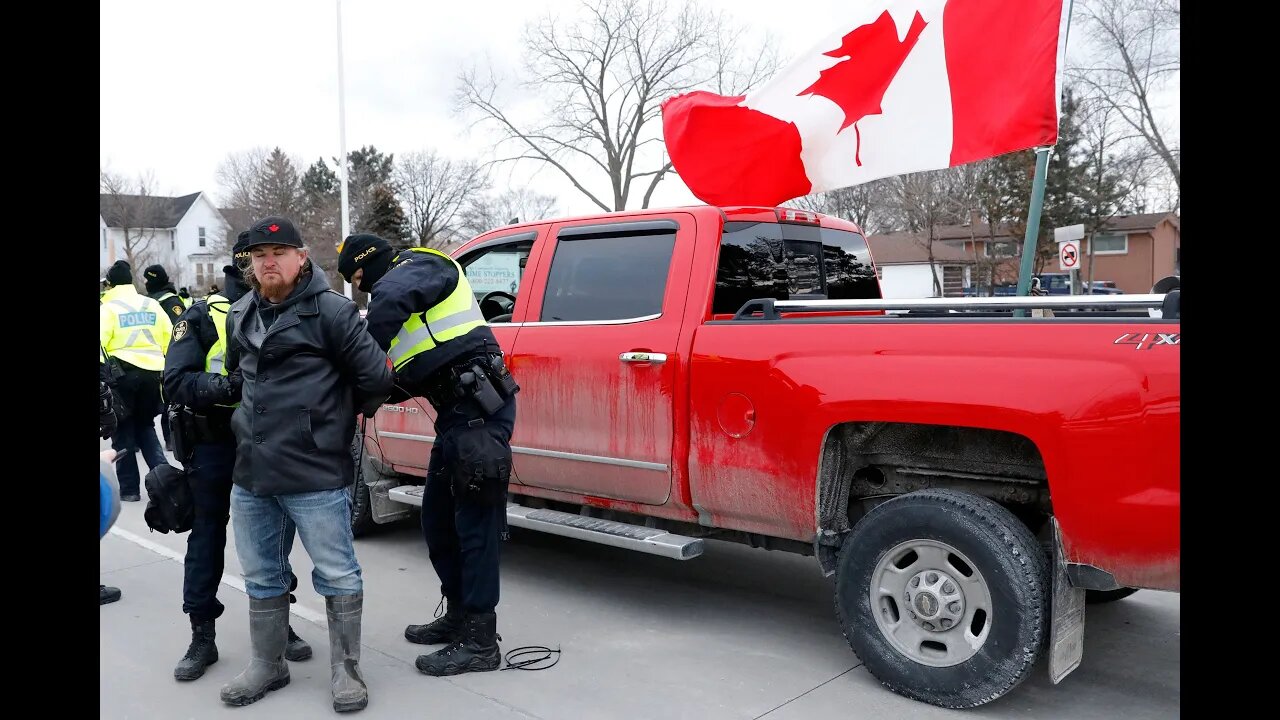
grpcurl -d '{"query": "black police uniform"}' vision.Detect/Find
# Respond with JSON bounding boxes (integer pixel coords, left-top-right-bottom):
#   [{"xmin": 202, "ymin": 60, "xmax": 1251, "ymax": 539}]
[
  {"xmin": 357, "ymin": 243, "xmax": 516, "ymax": 676},
  {"xmin": 160, "ymin": 266, "xmax": 311, "ymax": 681}
]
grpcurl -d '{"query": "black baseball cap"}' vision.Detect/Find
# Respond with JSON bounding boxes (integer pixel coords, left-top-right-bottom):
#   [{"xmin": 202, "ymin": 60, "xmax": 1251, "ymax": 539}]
[{"xmin": 242, "ymin": 216, "xmax": 304, "ymax": 250}]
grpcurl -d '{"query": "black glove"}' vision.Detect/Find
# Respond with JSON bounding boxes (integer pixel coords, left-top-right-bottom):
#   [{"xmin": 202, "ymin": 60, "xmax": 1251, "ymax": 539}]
[
  {"xmin": 202, "ymin": 371, "xmax": 242, "ymax": 406},
  {"xmin": 99, "ymin": 382, "xmax": 117, "ymax": 440},
  {"xmin": 359, "ymin": 395, "xmax": 387, "ymax": 419},
  {"xmin": 227, "ymin": 369, "xmax": 244, "ymax": 402}
]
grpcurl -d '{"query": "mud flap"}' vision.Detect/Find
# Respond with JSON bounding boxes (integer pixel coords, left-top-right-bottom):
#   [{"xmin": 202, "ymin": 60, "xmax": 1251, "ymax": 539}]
[
  {"xmin": 1048, "ymin": 517, "xmax": 1086, "ymax": 684},
  {"xmin": 368, "ymin": 478, "xmax": 413, "ymax": 524}
]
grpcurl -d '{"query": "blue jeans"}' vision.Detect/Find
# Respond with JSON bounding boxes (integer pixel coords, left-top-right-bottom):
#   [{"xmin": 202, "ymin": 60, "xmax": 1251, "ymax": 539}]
[
  {"xmin": 111, "ymin": 411, "xmax": 167, "ymax": 497},
  {"xmin": 231, "ymin": 485, "xmax": 362, "ymax": 599}
]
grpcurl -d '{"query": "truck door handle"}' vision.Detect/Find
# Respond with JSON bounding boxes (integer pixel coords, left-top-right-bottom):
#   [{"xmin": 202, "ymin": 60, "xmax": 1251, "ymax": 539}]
[{"xmin": 620, "ymin": 352, "xmax": 667, "ymax": 364}]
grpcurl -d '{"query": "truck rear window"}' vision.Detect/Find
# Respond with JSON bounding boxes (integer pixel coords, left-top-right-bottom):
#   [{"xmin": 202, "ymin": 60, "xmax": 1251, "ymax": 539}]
[{"xmin": 713, "ymin": 221, "xmax": 880, "ymax": 315}]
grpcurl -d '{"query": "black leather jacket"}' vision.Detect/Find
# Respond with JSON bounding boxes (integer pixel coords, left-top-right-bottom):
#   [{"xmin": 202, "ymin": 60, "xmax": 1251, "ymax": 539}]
[{"xmin": 226, "ymin": 265, "xmax": 392, "ymax": 496}]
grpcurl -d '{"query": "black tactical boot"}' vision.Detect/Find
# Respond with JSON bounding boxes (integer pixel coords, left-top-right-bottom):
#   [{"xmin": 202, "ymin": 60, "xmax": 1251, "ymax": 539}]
[
  {"xmin": 286, "ymin": 625, "xmax": 313, "ymax": 661},
  {"xmin": 415, "ymin": 612, "xmax": 501, "ymax": 676},
  {"xmin": 327, "ymin": 593, "xmax": 368, "ymax": 712},
  {"xmin": 404, "ymin": 599, "xmax": 463, "ymax": 645},
  {"xmin": 219, "ymin": 594, "xmax": 291, "ymax": 706},
  {"xmin": 174, "ymin": 618, "xmax": 219, "ymax": 681},
  {"xmin": 100, "ymin": 585, "xmax": 122, "ymax": 605}
]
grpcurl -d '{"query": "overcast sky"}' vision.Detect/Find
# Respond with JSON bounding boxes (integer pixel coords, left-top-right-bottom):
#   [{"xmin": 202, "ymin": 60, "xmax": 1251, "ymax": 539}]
[{"xmin": 100, "ymin": 0, "xmax": 1178, "ymax": 217}]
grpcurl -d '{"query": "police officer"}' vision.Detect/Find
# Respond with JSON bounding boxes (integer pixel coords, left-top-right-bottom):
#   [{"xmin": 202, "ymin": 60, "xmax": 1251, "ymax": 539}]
[
  {"xmin": 145, "ymin": 264, "xmax": 186, "ymax": 451},
  {"xmin": 100, "ymin": 259, "xmax": 172, "ymax": 502},
  {"xmin": 179, "ymin": 287, "xmax": 193, "ymax": 308},
  {"xmin": 162, "ymin": 233, "xmax": 313, "ymax": 682},
  {"xmin": 338, "ymin": 233, "xmax": 518, "ymax": 677},
  {"xmin": 145, "ymin": 265, "xmax": 188, "ymax": 325}
]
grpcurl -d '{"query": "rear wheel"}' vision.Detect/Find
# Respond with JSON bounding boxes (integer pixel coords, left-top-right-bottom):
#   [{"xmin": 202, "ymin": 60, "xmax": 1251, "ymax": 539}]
[
  {"xmin": 835, "ymin": 489, "xmax": 1049, "ymax": 708},
  {"xmin": 348, "ymin": 433, "xmax": 377, "ymax": 537}
]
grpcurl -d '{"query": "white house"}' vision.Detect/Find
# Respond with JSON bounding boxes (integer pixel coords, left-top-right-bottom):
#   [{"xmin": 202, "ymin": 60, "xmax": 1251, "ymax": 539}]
[
  {"xmin": 100, "ymin": 192, "xmax": 230, "ymax": 293},
  {"xmin": 865, "ymin": 231, "xmax": 975, "ymax": 299}
]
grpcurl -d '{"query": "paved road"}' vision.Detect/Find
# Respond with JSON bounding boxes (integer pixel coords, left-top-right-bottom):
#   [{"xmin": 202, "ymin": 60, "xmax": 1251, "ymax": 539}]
[{"xmin": 100, "ymin": 447, "xmax": 1179, "ymax": 719}]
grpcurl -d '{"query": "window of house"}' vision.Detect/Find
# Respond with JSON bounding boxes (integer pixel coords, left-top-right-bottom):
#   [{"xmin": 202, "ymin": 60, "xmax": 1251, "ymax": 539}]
[
  {"xmin": 540, "ymin": 227, "xmax": 676, "ymax": 322},
  {"xmin": 195, "ymin": 264, "xmax": 206, "ymax": 288},
  {"xmin": 102, "ymin": 229, "xmax": 107, "ymax": 250},
  {"xmin": 1091, "ymin": 234, "xmax": 1127, "ymax": 254},
  {"xmin": 459, "ymin": 235, "xmax": 536, "ymax": 323},
  {"xmin": 713, "ymin": 221, "xmax": 879, "ymax": 315},
  {"xmin": 982, "ymin": 241, "xmax": 1019, "ymax": 258},
  {"xmin": 198, "ymin": 227, "xmax": 207, "ymax": 248}
]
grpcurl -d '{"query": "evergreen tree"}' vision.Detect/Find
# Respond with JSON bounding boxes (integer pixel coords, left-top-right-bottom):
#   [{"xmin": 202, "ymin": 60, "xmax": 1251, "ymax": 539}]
[
  {"xmin": 360, "ymin": 183, "xmax": 410, "ymax": 250},
  {"xmin": 249, "ymin": 147, "xmax": 304, "ymax": 217}
]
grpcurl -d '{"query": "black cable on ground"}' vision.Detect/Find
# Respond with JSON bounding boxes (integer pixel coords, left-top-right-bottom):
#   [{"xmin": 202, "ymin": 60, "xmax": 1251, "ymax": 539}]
[{"xmin": 501, "ymin": 645, "xmax": 561, "ymax": 671}]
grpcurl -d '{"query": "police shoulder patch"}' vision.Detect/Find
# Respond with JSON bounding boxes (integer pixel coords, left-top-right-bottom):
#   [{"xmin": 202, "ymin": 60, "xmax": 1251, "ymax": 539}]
[
  {"xmin": 172, "ymin": 320, "xmax": 189, "ymax": 341},
  {"xmin": 172, "ymin": 305, "xmax": 184, "ymax": 316}
]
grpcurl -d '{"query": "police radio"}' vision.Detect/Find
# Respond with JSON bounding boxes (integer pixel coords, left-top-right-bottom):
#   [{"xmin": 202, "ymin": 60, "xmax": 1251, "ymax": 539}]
[
  {"xmin": 488, "ymin": 354, "xmax": 520, "ymax": 398},
  {"xmin": 459, "ymin": 365, "xmax": 505, "ymax": 416}
]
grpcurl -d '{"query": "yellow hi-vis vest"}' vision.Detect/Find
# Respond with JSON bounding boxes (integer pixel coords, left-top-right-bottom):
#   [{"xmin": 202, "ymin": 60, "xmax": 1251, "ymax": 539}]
[
  {"xmin": 204, "ymin": 294, "xmax": 239, "ymax": 408},
  {"xmin": 386, "ymin": 248, "xmax": 487, "ymax": 370},
  {"xmin": 100, "ymin": 285, "xmax": 172, "ymax": 371}
]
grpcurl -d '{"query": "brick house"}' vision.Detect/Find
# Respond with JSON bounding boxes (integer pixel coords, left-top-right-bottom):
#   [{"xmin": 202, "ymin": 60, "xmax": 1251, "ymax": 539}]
[{"xmin": 918, "ymin": 212, "xmax": 1180, "ymax": 295}]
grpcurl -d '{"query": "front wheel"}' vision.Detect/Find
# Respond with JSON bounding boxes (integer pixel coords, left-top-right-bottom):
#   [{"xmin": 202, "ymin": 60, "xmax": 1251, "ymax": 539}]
[{"xmin": 835, "ymin": 489, "xmax": 1049, "ymax": 709}]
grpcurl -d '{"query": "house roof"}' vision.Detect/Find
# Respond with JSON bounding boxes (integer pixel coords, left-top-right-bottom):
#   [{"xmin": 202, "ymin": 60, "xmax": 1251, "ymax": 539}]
[
  {"xmin": 219, "ymin": 207, "xmax": 255, "ymax": 235},
  {"xmin": 866, "ymin": 232, "xmax": 977, "ymax": 265},
  {"xmin": 1100, "ymin": 212, "xmax": 1179, "ymax": 233},
  {"xmin": 933, "ymin": 221, "xmax": 1020, "ymax": 242},
  {"xmin": 886, "ymin": 211, "xmax": 1179, "ymax": 247},
  {"xmin": 100, "ymin": 192, "xmax": 202, "ymax": 229}
]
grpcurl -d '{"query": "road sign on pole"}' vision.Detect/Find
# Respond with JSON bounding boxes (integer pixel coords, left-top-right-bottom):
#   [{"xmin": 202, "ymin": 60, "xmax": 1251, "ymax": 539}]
[
  {"xmin": 1059, "ymin": 241, "xmax": 1080, "ymax": 271},
  {"xmin": 1054, "ymin": 224, "xmax": 1084, "ymax": 244}
]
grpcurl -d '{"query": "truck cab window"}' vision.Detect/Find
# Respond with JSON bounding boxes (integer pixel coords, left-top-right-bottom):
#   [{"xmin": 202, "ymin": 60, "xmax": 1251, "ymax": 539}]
[
  {"xmin": 541, "ymin": 230, "xmax": 676, "ymax": 322},
  {"xmin": 460, "ymin": 238, "xmax": 534, "ymax": 323},
  {"xmin": 714, "ymin": 221, "xmax": 879, "ymax": 315}
]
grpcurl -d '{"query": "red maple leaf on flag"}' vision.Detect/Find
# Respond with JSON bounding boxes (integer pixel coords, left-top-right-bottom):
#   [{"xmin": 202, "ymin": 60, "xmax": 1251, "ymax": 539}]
[{"xmin": 798, "ymin": 10, "xmax": 928, "ymax": 165}]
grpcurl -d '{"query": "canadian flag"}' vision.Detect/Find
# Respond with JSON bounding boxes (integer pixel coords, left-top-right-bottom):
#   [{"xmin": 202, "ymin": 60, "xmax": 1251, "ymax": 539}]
[{"xmin": 662, "ymin": 0, "xmax": 1069, "ymax": 207}]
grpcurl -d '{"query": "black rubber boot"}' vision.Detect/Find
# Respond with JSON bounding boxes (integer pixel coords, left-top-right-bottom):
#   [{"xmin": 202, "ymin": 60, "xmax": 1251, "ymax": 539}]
[
  {"xmin": 327, "ymin": 593, "xmax": 369, "ymax": 712},
  {"xmin": 404, "ymin": 599, "xmax": 463, "ymax": 645},
  {"xmin": 286, "ymin": 625, "xmax": 313, "ymax": 662},
  {"xmin": 415, "ymin": 612, "xmax": 501, "ymax": 676},
  {"xmin": 219, "ymin": 594, "xmax": 291, "ymax": 706},
  {"xmin": 100, "ymin": 585, "xmax": 122, "ymax": 605},
  {"xmin": 174, "ymin": 618, "xmax": 219, "ymax": 681}
]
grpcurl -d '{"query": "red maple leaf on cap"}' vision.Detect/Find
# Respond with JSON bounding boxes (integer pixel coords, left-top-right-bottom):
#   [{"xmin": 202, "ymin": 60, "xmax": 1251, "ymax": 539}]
[
  {"xmin": 268, "ymin": 224, "xmax": 279, "ymax": 233},
  {"xmin": 797, "ymin": 10, "xmax": 928, "ymax": 165}
]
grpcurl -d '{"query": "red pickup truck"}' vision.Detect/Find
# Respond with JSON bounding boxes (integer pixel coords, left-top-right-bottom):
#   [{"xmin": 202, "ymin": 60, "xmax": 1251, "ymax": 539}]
[{"xmin": 352, "ymin": 205, "xmax": 1181, "ymax": 709}]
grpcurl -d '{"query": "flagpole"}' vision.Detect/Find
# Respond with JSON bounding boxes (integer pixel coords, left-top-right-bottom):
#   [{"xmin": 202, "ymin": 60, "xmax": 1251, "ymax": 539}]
[
  {"xmin": 1014, "ymin": 0, "xmax": 1073, "ymax": 312},
  {"xmin": 1015, "ymin": 146, "xmax": 1051, "ymax": 304},
  {"xmin": 336, "ymin": 0, "xmax": 353, "ymax": 300}
]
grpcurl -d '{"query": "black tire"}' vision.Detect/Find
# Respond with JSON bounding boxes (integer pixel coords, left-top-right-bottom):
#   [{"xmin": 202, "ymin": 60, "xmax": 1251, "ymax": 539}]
[
  {"xmin": 835, "ymin": 489, "xmax": 1049, "ymax": 709},
  {"xmin": 1086, "ymin": 587, "xmax": 1139, "ymax": 604},
  {"xmin": 349, "ymin": 433, "xmax": 377, "ymax": 538}
]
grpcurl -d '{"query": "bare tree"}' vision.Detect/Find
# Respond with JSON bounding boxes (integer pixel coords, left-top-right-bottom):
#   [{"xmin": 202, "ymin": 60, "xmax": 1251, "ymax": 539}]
[
  {"xmin": 394, "ymin": 151, "xmax": 490, "ymax": 249},
  {"xmin": 456, "ymin": 0, "xmax": 780, "ymax": 212},
  {"xmin": 786, "ymin": 180, "xmax": 895, "ymax": 235},
  {"xmin": 100, "ymin": 170, "xmax": 165, "ymax": 287},
  {"xmin": 216, "ymin": 147, "xmax": 271, "ymax": 213},
  {"xmin": 889, "ymin": 169, "xmax": 968, "ymax": 297},
  {"xmin": 1075, "ymin": 95, "xmax": 1156, "ymax": 290},
  {"xmin": 1071, "ymin": 0, "xmax": 1179, "ymax": 197},
  {"xmin": 461, "ymin": 187, "xmax": 560, "ymax": 239}
]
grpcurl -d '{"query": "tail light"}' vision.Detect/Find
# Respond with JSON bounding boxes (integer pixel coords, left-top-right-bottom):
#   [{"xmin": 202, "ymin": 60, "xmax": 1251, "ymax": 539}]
[{"xmin": 776, "ymin": 208, "xmax": 819, "ymax": 224}]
